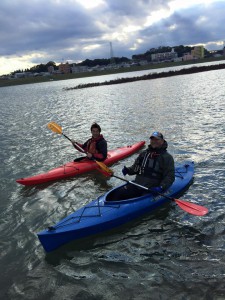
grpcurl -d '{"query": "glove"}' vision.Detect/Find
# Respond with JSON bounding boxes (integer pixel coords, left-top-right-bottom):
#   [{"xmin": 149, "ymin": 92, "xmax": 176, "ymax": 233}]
[
  {"xmin": 122, "ymin": 166, "xmax": 129, "ymax": 176},
  {"xmin": 151, "ymin": 186, "xmax": 163, "ymax": 195}
]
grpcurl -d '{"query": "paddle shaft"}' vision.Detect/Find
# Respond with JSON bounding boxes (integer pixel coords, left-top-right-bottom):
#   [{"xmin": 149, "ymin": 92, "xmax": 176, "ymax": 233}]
[
  {"xmin": 47, "ymin": 122, "xmax": 208, "ymax": 216},
  {"xmin": 61, "ymin": 133, "xmax": 86, "ymax": 154},
  {"xmin": 48, "ymin": 122, "xmax": 107, "ymax": 170},
  {"xmin": 48, "ymin": 122, "xmax": 89, "ymax": 154},
  {"xmin": 61, "ymin": 131, "xmax": 108, "ymax": 171},
  {"xmin": 62, "ymin": 133, "xmax": 72, "ymax": 143},
  {"xmin": 112, "ymin": 174, "xmax": 208, "ymax": 216},
  {"xmin": 66, "ymin": 141, "xmax": 208, "ymax": 216},
  {"xmin": 112, "ymin": 173, "xmax": 177, "ymax": 201},
  {"xmin": 113, "ymin": 174, "xmax": 149, "ymax": 190}
]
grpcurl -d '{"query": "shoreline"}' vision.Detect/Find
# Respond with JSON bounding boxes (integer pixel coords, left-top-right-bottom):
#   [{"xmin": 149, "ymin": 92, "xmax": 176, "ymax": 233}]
[
  {"xmin": 65, "ymin": 63, "xmax": 225, "ymax": 90},
  {"xmin": 0, "ymin": 57, "xmax": 225, "ymax": 88}
]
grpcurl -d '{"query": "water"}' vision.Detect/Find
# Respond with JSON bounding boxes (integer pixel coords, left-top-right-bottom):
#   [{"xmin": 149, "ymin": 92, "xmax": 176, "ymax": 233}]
[{"xmin": 1, "ymin": 65, "xmax": 225, "ymax": 299}]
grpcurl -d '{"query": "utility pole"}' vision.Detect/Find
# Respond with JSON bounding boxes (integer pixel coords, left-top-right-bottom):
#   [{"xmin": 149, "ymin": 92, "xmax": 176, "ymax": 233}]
[{"xmin": 109, "ymin": 42, "xmax": 115, "ymax": 64}]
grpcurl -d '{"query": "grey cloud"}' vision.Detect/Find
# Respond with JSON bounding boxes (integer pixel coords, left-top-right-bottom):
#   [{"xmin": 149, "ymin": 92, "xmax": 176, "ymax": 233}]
[
  {"xmin": 105, "ymin": 0, "xmax": 170, "ymax": 16},
  {"xmin": 0, "ymin": 0, "xmax": 225, "ymax": 67},
  {"xmin": 135, "ymin": 2, "xmax": 225, "ymax": 52},
  {"xmin": 0, "ymin": 0, "xmax": 101, "ymax": 55}
]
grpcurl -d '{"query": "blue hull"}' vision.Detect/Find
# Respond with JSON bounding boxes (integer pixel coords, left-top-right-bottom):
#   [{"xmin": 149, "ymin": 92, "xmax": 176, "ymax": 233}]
[{"xmin": 37, "ymin": 161, "xmax": 194, "ymax": 252}]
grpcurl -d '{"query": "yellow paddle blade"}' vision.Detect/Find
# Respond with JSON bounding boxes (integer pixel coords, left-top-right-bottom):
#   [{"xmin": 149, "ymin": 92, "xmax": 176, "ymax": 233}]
[
  {"xmin": 95, "ymin": 161, "xmax": 114, "ymax": 175},
  {"xmin": 47, "ymin": 122, "xmax": 62, "ymax": 134}
]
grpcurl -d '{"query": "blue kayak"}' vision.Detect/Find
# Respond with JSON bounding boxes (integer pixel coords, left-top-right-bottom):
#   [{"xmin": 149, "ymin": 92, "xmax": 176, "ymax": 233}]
[{"xmin": 37, "ymin": 161, "xmax": 194, "ymax": 252}]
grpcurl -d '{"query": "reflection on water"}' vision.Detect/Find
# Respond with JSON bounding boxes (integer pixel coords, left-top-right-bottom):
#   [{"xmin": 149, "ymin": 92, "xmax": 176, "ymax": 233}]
[{"xmin": 1, "ymin": 67, "xmax": 225, "ymax": 299}]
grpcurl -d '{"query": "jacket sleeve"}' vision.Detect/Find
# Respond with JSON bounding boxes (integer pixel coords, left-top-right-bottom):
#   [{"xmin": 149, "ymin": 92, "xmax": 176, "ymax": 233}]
[
  {"xmin": 93, "ymin": 139, "xmax": 108, "ymax": 161},
  {"xmin": 160, "ymin": 154, "xmax": 175, "ymax": 190}
]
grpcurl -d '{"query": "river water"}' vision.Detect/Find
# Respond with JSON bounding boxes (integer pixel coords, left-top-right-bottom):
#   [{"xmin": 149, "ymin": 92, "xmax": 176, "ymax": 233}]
[{"xmin": 1, "ymin": 62, "xmax": 225, "ymax": 300}]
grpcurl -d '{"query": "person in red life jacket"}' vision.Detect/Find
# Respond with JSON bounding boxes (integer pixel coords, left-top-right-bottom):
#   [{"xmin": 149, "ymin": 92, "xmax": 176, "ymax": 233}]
[
  {"xmin": 120, "ymin": 131, "xmax": 175, "ymax": 198},
  {"xmin": 71, "ymin": 122, "xmax": 107, "ymax": 162}
]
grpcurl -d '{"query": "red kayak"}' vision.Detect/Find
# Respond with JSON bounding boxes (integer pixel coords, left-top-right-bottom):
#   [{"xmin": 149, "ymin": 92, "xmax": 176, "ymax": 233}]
[{"xmin": 16, "ymin": 141, "xmax": 145, "ymax": 186}]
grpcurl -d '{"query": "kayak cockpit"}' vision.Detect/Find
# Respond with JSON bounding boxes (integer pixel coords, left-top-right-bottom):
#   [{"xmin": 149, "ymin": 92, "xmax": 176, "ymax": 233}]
[{"xmin": 105, "ymin": 183, "xmax": 151, "ymax": 203}]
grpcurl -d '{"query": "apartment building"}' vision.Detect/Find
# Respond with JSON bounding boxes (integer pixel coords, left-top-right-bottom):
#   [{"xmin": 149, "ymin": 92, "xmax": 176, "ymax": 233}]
[
  {"xmin": 58, "ymin": 62, "xmax": 71, "ymax": 74},
  {"xmin": 191, "ymin": 46, "xmax": 204, "ymax": 59},
  {"xmin": 151, "ymin": 48, "xmax": 178, "ymax": 62}
]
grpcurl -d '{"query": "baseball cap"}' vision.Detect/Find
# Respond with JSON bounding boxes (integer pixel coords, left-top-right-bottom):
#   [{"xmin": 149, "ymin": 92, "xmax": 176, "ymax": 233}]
[{"xmin": 150, "ymin": 131, "xmax": 164, "ymax": 140}]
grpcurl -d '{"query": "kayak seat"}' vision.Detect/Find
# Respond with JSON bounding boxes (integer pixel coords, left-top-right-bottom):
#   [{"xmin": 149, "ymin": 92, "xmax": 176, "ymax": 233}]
[
  {"xmin": 74, "ymin": 156, "xmax": 86, "ymax": 162},
  {"xmin": 106, "ymin": 184, "xmax": 144, "ymax": 201}
]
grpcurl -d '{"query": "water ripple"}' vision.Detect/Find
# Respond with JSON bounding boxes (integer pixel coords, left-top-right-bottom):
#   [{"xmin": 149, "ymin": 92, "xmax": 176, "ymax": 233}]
[{"xmin": 1, "ymin": 68, "xmax": 225, "ymax": 299}]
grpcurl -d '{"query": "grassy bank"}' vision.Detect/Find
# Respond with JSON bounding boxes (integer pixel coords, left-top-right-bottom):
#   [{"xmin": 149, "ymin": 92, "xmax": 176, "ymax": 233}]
[{"xmin": 0, "ymin": 57, "xmax": 224, "ymax": 88}]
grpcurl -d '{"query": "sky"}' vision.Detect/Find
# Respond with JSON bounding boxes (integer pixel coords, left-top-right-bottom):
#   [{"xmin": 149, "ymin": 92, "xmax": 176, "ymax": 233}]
[{"xmin": 0, "ymin": 0, "xmax": 225, "ymax": 75}]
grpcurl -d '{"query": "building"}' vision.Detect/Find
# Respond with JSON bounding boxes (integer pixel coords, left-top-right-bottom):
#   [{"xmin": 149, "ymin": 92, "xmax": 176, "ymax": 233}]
[
  {"xmin": 191, "ymin": 46, "xmax": 204, "ymax": 59},
  {"xmin": 48, "ymin": 66, "xmax": 55, "ymax": 74},
  {"xmin": 71, "ymin": 64, "xmax": 89, "ymax": 73},
  {"xmin": 14, "ymin": 72, "xmax": 34, "ymax": 78},
  {"xmin": 182, "ymin": 53, "xmax": 194, "ymax": 61},
  {"xmin": 58, "ymin": 62, "xmax": 71, "ymax": 74},
  {"xmin": 151, "ymin": 48, "xmax": 178, "ymax": 62}
]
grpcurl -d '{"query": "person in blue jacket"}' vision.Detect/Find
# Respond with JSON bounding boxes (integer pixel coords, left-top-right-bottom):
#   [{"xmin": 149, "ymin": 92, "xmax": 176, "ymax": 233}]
[{"xmin": 122, "ymin": 131, "xmax": 175, "ymax": 197}]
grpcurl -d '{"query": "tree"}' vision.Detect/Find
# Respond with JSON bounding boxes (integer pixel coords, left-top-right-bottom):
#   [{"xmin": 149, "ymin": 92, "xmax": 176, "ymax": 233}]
[{"xmin": 46, "ymin": 61, "xmax": 57, "ymax": 67}]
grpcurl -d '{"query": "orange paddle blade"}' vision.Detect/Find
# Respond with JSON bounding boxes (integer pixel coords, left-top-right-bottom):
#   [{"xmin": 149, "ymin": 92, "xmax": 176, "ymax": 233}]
[
  {"xmin": 95, "ymin": 161, "xmax": 114, "ymax": 176},
  {"xmin": 47, "ymin": 122, "xmax": 62, "ymax": 134}
]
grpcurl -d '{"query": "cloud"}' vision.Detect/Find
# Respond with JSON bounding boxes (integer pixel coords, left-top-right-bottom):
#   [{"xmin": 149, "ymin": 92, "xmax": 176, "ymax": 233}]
[
  {"xmin": 0, "ymin": 0, "xmax": 225, "ymax": 75},
  {"xmin": 133, "ymin": 1, "xmax": 225, "ymax": 53}
]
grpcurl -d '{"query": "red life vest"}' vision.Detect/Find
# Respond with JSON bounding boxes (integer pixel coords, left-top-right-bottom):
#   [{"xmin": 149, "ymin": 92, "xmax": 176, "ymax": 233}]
[{"xmin": 86, "ymin": 135, "xmax": 104, "ymax": 154}]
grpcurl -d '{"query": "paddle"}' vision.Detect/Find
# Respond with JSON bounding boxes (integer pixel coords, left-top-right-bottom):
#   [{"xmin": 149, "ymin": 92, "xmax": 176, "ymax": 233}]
[
  {"xmin": 47, "ymin": 121, "xmax": 77, "ymax": 145},
  {"xmin": 47, "ymin": 121, "xmax": 108, "ymax": 172},
  {"xmin": 95, "ymin": 163, "xmax": 208, "ymax": 216}
]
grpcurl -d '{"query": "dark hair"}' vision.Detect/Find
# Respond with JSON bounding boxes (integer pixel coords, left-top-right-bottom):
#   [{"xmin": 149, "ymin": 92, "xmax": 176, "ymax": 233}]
[{"xmin": 91, "ymin": 122, "xmax": 101, "ymax": 132}]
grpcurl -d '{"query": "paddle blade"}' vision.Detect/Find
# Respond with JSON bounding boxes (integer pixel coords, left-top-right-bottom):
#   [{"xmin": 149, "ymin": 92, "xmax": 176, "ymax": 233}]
[
  {"xmin": 95, "ymin": 161, "xmax": 114, "ymax": 176},
  {"xmin": 47, "ymin": 122, "xmax": 62, "ymax": 134},
  {"xmin": 95, "ymin": 166, "xmax": 112, "ymax": 177},
  {"xmin": 174, "ymin": 199, "xmax": 208, "ymax": 216}
]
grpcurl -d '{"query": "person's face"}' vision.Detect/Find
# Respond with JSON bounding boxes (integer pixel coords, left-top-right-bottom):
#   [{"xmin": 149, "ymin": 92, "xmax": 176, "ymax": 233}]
[
  {"xmin": 91, "ymin": 128, "xmax": 100, "ymax": 138},
  {"xmin": 150, "ymin": 137, "xmax": 164, "ymax": 149}
]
